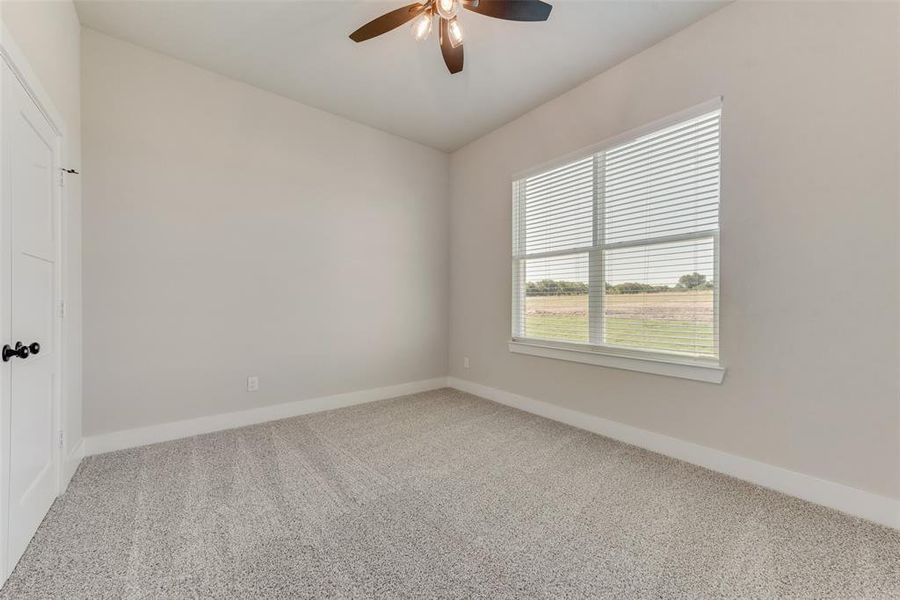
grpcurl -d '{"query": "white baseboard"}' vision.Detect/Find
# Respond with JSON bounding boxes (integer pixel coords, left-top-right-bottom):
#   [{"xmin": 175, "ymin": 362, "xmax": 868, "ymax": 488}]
[
  {"xmin": 61, "ymin": 439, "xmax": 84, "ymax": 492},
  {"xmin": 84, "ymin": 377, "xmax": 448, "ymax": 456},
  {"xmin": 447, "ymin": 376, "xmax": 900, "ymax": 530},
  {"xmin": 80, "ymin": 374, "xmax": 899, "ymax": 529}
]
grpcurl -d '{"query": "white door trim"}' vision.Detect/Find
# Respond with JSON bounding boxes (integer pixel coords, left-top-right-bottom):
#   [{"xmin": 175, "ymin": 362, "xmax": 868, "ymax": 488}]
[
  {"xmin": 0, "ymin": 26, "xmax": 67, "ymax": 143},
  {"xmin": 0, "ymin": 24, "xmax": 69, "ymax": 586}
]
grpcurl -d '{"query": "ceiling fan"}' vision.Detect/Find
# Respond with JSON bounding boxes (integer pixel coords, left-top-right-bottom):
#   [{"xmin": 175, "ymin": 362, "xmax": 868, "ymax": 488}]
[{"xmin": 349, "ymin": 0, "xmax": 553, "ymax": 75}]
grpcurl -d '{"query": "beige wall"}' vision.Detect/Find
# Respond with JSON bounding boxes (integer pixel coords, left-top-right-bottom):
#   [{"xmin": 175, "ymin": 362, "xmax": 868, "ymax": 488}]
[
  {"xmin": 448, "ymin": 1, "xmax": 900, "ymax": 500},
  {"xmin": 81, "ymin": 29, "xmax": 450, "ymax": 436},
  {"xmin": 1, "ymin": 0, "xmax": 83, "ymax": 458}
]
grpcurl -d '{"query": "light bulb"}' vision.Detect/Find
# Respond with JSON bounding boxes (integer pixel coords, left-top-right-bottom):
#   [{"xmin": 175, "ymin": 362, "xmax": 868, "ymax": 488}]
[
  {"xmin": 447, "ymin": 17, "xmax": 463, "ymax": 48},
  {"xmin": 436, "ymin": 0, "xmax": 457, "ymax": 20},
  {"xmin": 411, "ymin": 13, "xmax": 432, "ymax": 41}
]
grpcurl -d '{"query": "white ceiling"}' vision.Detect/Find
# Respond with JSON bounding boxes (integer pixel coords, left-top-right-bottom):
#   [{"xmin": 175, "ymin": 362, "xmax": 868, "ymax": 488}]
[{"xmin": 75, "ymin": 1, "xmax": 728, "ymax": 151}]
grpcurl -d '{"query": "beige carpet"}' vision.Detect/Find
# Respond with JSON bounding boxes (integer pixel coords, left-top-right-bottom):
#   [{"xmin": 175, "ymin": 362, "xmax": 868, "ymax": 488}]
[{"xmin": 2, "ymin": 388, "xmax": 898, "ymax": 598}]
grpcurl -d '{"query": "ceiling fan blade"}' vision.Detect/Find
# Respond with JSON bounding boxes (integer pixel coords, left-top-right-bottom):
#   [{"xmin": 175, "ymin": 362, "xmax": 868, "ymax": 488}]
[
  {"xmin": 463, "ymin": 0, "xmax": 552, "ymax": 22},
  {"xmin": 440, "ymin": 18, "xmax": 464, "ymax": 74},
  {"xmin": 349, "ymin": 3, "xmax": 428, "ymax": 42}
]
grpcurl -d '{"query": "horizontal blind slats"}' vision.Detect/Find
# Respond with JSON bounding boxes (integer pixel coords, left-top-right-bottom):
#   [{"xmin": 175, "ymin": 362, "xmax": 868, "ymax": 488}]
[
  {"xmin": 523, "ymin": 156, "xmax": 594, "ymax": 255},
  {"xmin": 525, "ymin": 192, "xmax": 594, "ymax": 220},
  {"xmin": 525, "ymin": 156, "xmax": 593, "ymax": 187},
  {"xmin": 606, "ymin": 113, "xmax": 720, "ymax": 161},
  {"xmin": 605, "ymin": 125, "xmax": 720, "ymax": 173},
  {"xmin": 514, "ymin": 107, "xmax": 720, "ymax": 359},
  {"xmin": 604, "ymin": 151, "xmax": 720, "ymax": 194},
  {"xmin": 606, "ymin": 212, "xmax": 719, "ymax": 241},
  {"xmin": 526, "ymin": 171, "xmax": 594, "ymax": 199},
  {"xmin": 604, "ymin": 160, "xmax": 720, "ymax": 196},
  {"xmin": 606, "ymin": 131, "xmax": 720, "ymax": 172},
  {"xmin": 604, "ymin": 187, "xmax": 719, "ymax": 217},
  {"xmin": 603, "ymin": 172, "xmax": 720, "ymax": 207},
  {"xmin": 606, "ymin": 202, "xmax": 719, "ymax": 230}
]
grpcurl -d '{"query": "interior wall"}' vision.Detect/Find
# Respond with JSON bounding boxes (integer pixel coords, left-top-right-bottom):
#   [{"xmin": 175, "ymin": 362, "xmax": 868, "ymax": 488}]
[
  {"xmin": 1, "ymin": 0, "xmax": 83, "ymax": 461},
  {"xmin": 448, "ymin": 0, "xmax": 900, "ymax": 500},
  {"xmin": 81, "ymin": 29, "xmax": 449, "ymax": 436}
]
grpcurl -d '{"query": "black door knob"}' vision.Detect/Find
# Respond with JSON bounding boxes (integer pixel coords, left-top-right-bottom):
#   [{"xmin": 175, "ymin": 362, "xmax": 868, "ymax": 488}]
[
  {"xmin": 29, "ymin": 342, "xmax": 40, "ymax": 355},
  {"xmin": 2, "ymin": 342, "xmax": 30, "ymax": 362}
]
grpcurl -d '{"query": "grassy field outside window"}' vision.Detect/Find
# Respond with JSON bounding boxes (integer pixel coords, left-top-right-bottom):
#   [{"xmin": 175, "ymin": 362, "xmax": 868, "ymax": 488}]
[{"xmin": 524, "ymin": 289, "xmax": 715, "ymax": 357}]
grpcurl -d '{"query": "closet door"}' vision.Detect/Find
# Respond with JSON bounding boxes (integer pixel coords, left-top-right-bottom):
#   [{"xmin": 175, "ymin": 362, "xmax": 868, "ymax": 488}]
[{"xmin": 1, "ymin": 59, "xmax": 60, "ymax": 574}]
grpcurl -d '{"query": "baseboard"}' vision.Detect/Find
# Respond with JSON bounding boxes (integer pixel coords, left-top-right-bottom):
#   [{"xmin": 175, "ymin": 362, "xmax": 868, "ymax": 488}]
[
  {"xmin": 61, "ymin": 439, "xmax": 84, "ymax": 492},
  {"xmin": 84, "ymin": 377, "xmax": 449, "ymax": 456},
  {"xmin": 447, "ymin": 376, "xmax": 900, "ymax": 530}
]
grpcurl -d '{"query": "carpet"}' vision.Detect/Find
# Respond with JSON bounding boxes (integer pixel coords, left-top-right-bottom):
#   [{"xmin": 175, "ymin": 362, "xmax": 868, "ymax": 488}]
[{"xmin": 2, "ymin": 388, "xmax": 898, "ymax": 598}]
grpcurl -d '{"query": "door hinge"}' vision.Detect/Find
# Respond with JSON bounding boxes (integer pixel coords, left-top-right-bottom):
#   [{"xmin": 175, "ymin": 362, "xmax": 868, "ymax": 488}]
[
  {"xmin": 58, "ymin": 430, "xmax": 64, "ymax": 449},
  {"xmin": 59, "ymin": 302, "xmax": 66, "ymax": 319},
  {"xmin": 59, "ymin": 168, "xmax": 78, "ymax": 187}
]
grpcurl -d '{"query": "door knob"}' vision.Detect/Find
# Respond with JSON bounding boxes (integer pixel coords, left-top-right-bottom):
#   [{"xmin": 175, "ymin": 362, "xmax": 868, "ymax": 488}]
[
  {"xmin": 2, "ymin": 342, "xmax": 30, "ymax": 362},
  {"xmin": 29, "ymin": 342, "xmax": 40, "ymax": 355}
]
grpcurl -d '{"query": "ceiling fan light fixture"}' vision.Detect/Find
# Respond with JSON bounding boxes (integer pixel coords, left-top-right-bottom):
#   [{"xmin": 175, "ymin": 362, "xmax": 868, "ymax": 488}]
[
  {"xmin": 411, "ymin": 12, "xmax": 433, "ymax": 41},
  {"xmin": 348, "ymin": 1, "xmax": 552, "ymax": 75},
  {"xmin": 436, "ymin": 0, "xmax": 458, "ymax": 20},
  {"xmin": 447, "ymin": 17, "xmax": 463, "ymax": 49}
]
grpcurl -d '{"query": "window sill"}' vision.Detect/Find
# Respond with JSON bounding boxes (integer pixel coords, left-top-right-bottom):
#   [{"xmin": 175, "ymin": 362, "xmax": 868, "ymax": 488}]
[{"xmin": 508, "ymin": 340, "xmax": 725, "ymax": 384}]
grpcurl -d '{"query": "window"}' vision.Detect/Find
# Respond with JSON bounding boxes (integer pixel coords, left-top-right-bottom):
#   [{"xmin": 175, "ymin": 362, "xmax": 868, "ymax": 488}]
[{"xmin": 511, "ymin": 101, "xmax": 723, "ymax": 382}]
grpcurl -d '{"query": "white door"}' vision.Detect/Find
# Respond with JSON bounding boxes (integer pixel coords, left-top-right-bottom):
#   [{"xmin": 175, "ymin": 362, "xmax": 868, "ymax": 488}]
[{"xmin": 1, "ymin": 60, "xmax": 60, "ymax": 573}]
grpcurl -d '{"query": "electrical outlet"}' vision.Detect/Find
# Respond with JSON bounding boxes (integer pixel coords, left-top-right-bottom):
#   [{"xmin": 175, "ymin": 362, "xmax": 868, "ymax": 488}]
[
  {"xmin": 463, "ymin": 356, "xmax": 470, "ymax": 369},
  {"xmin": 247, "ymin": 376, "xmax": 259, "ymax": 392}
]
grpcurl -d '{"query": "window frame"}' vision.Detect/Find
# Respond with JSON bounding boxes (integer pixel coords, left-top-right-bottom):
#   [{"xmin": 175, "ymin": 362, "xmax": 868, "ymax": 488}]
[{"xmin": 510, "ymin": 98, "xmax": 725, "ymax": 383}]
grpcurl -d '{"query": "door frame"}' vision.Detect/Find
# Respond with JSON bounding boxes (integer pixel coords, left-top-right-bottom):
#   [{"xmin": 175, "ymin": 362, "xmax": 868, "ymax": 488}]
[{"xmin": 0, "ymin": 25, "xmax": 68, "ymax": 585}]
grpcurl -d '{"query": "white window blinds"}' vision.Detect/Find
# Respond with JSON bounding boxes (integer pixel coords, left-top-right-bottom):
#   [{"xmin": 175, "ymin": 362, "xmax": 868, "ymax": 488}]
[{"xmin": 512, "ymin": 104, "xmax": 721, "ymax": 361}]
